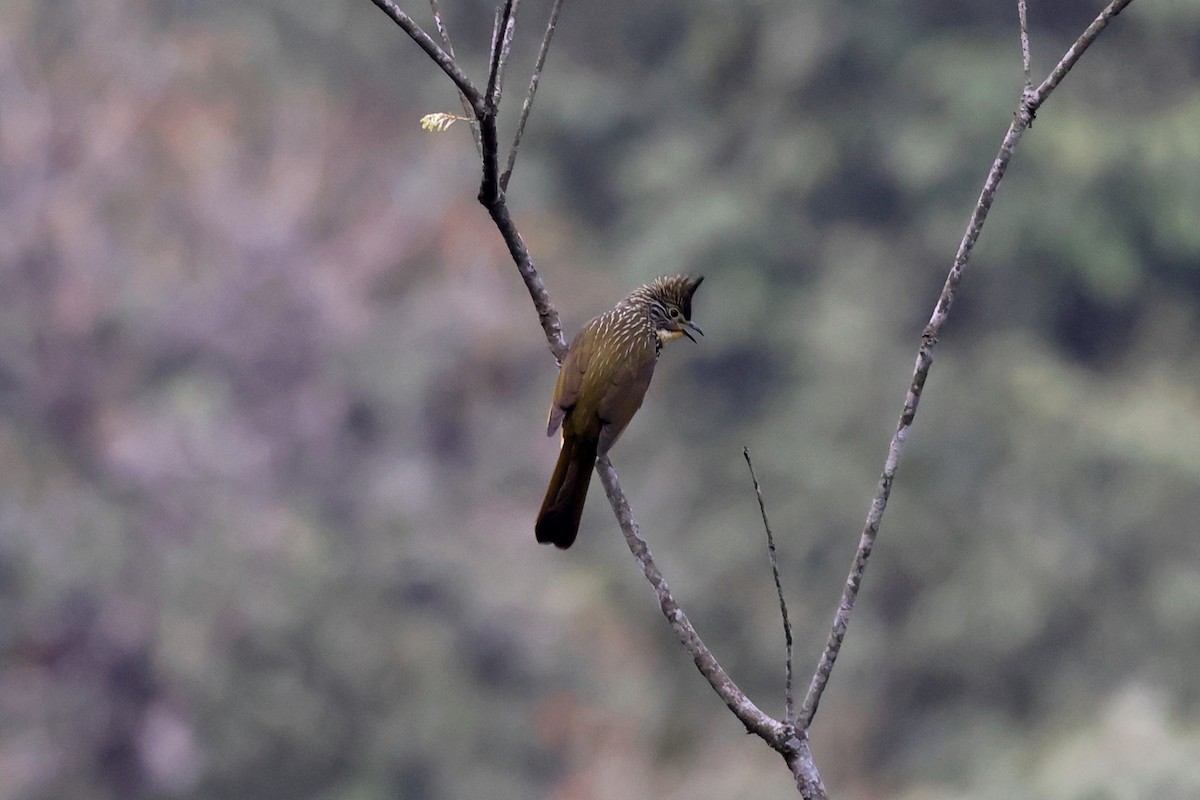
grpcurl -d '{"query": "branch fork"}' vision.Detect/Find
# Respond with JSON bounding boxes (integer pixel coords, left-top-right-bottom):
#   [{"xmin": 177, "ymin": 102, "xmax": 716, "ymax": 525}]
[{"xmin": 368, "ymin": 1, "xmax": 1137, "ymax": 795}]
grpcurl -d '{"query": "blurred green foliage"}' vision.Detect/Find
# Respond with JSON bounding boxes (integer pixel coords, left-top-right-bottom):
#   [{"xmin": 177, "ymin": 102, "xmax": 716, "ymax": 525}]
[{"xmin": 0, "ymin": 0, "xmax": 1198, "ymax": 798}]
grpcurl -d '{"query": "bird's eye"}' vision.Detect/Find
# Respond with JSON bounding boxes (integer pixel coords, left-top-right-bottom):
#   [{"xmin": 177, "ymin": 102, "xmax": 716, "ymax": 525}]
[{"xmin": 669, "ymin": 308, "xmax": 680, "ymax": 319}]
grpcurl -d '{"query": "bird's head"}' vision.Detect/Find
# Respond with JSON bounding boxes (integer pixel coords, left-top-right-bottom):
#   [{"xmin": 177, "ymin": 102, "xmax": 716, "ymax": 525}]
[{"xmin": 636, "ymin": 275, "xmax": 704, "ymax": 344}]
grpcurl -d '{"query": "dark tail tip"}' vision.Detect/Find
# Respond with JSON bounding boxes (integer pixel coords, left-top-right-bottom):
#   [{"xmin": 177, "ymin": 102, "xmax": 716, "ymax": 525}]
[
  {"xmin": 535, "ymin": 511, "xmax": 578, "ymax": 549},
  {"xmin": 535, "ymin": 436, "xmax": 597, "ymax": 550}
]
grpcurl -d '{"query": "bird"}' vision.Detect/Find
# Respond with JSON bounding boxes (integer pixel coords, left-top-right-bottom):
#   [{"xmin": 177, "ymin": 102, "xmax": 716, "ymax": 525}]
[{"xmin": 535, "ymin": 275, "xmax": 704, "ymax": 549}]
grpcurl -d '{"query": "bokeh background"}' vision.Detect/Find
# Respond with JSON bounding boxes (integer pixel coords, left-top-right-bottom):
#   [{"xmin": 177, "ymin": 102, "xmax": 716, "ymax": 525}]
[{"xmin": 2, "ymin": 1, "xmax": 1200, "ymax": 798}]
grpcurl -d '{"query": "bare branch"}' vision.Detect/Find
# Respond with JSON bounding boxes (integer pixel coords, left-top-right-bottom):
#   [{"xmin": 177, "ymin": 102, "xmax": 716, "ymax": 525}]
[
  {"xmin": 600, "ymin": 452, "xmax": 829, "ymax": 797},
  {"xmin": 1018, "ymin": 0, "xmax": 1032, "ymax": 89},
  {"xmin": 502, "ymin": 0, "xmax": 566, "ymax": 191},
  {"xmin": 478, "ymin": 108, "xmax": 504, "ymax": 204},
  {"xmin": 797, "ymin": 0, "xmax": 1137, "ymax": 731},
  {"xmin": 784, "ymin": 731, "xmax": 827, "ymax": 800},
  {"xmin": 486, "ymin": 5, "xmax": 503, "ymax": 103},
  {"xmin": 477, "ymin": 2, "xmax": 516, "ymax": 204},
  {"xmin": 429, "ymin": 0, "xmax": 483, "ymax": 154},
  {"xmin": 744, "ymin": 448, "xmax": 795, "ymax": 727},
  {"xmin": 369, "ymin": 0, "xmax": 485, "ymax": 116},
  {"xmin": 372, "ymin": 0, "xmax": 1136, "ymax": 793},
  {"xmin": 596, "ymin": 456, "xmax": 785, "ymax": 743},
  {"xmin": 485, "ymin": 0, "xmax": 519, "ymax": 109},
  {"xmin": 482, "ymin": 197, "xmax": 566, "ymax": 358},
  {"xmin": 428, "ymin": 0, "xmax": 453, "ymax": 52},
  {"xmin": 496, "ymin": 2, "xmax": 519, "ymax": 104},
  {"xmin": 1033, "ymin": 0, "xmax": 1133, "ymax": 102}
]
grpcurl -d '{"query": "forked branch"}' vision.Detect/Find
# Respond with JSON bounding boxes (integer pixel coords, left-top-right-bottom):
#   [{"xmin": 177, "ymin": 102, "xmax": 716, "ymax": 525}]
[
  {"xmin": 370, "ymin": 0, "xmax": 565, "ymax": 354},
  {"xmin": 368, "ymin": 0, "xmax": 1136, "ymax": 795},
  {"xmin": 596, "ymin": 457, "xmax": 786, "ymax": 742}
]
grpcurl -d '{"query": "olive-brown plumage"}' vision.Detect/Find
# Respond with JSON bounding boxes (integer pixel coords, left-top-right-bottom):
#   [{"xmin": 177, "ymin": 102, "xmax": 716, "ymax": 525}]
[{"xmin": 536, "ymin": 275, "xmax": 704, "ymax": 548}]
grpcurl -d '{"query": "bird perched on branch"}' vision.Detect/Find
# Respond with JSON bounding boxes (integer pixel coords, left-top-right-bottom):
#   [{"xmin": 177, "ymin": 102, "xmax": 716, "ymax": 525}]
[{"xmin": 535, "ymin": 275, "xmax": 704, "ymax": 549}]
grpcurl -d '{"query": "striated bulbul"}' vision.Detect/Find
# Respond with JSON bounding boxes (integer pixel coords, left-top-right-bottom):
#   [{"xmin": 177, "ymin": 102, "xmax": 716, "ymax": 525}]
[{"xmin": 535, "ymin": 275, "xmax": 704, "ymax": 548}]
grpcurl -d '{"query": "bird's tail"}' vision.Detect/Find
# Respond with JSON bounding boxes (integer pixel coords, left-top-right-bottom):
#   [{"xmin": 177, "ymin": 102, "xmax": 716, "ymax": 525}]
[{"xmin": 535, "ymin": 435, "xmax": 597, "ymax": 549}]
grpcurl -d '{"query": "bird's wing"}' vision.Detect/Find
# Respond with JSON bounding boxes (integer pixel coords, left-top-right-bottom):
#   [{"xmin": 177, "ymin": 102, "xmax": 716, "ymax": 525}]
[
  {"xmin": 596, "ymin": 351, "xmax": 656, "ymax": 454},
  {"xmin": 547, "ymin": 325, "xmax": 594, "ymax": 436}
]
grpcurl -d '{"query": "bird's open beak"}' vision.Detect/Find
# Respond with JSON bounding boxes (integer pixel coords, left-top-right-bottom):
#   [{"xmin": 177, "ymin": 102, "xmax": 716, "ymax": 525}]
[{"xmin": 682, "ymin": 321, "xmax": 703, "ymax": 342}]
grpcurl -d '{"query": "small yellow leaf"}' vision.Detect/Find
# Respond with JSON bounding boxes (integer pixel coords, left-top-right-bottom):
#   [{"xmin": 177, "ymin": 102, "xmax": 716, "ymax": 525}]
[{"xmin": 420, "ymin": 112, "xmax": 470, "ymax": 133}]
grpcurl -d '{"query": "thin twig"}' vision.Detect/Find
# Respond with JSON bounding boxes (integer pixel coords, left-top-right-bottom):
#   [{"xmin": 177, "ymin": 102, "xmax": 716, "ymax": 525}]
[
  {"xmin": 429, "ymin": 0, "xmax": 453, "ymax": 52},
  {"xmin": 429, "ymin": 0, "xmax": 482, "ymax": 155},
  {"xmin": 1018, "ymin": 0, "xmax": 1032, "ymax": 89},
  {"xmin": 369, "ymin": 0, "xmax": 485, "ymax": 116},
  {"xmin": 744, "ymin": 448, "xmax": 795, "ymax": 727},
  {"xmin": 796, "ymin": 0, "xmax": 1136, "ymax": 732},
  {"xmin": 501, "ymin": 0, "xmax": 566, "ymax": 191}
]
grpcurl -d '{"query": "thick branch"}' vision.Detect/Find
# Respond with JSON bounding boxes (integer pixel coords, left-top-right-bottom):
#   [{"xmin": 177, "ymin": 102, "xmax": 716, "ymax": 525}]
[
  {"xmin": 479, "ymin": 106, "xmax": 503, "ymax": 207},
  {"xmin": 797, "ymin": 0, "xmax": 1136, "ymax": 730},
  {"xmin": 476, "ymin": 10, "xmax": 506, "ymax": 205},
  {"xmin": 784, "ymin": 731, "xmax": 827, "ymax": 800}
]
